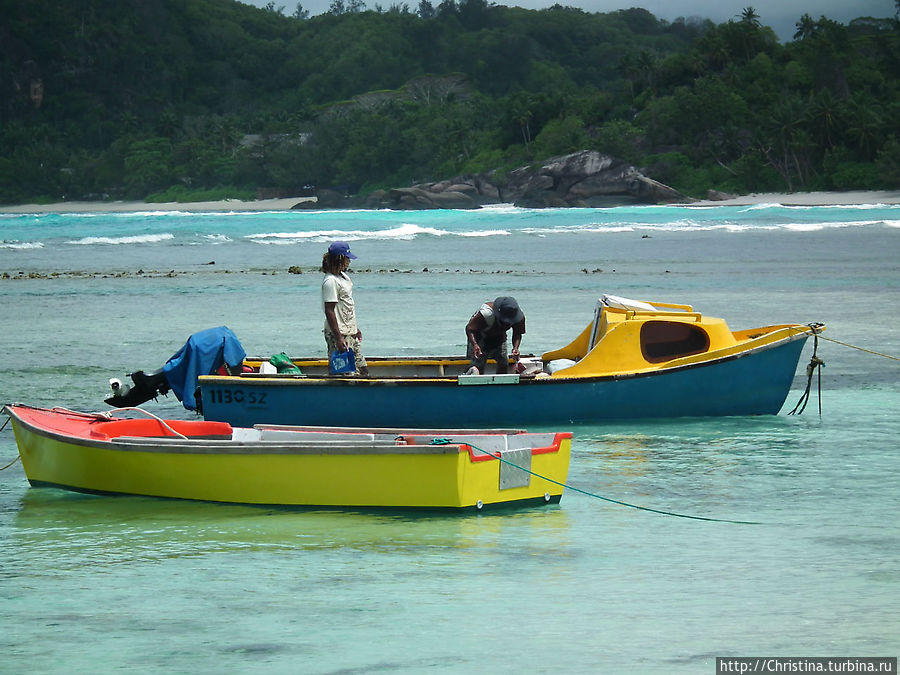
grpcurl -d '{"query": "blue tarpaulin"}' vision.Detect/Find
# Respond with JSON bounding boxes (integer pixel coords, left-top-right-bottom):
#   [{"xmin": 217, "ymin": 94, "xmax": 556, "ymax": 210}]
[{"xmin": 163, "ymin": 326, "xmax": 246, "ymax": 411}]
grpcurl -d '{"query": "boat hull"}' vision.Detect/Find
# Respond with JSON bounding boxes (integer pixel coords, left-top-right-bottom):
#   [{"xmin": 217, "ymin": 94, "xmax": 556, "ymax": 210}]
[
  {"xmin": 199, "ymin": 334, "xmax": 810, "ymax": 428},
  {"xmin": 4, "ymin": 406, "xmax": 570, "ymax": 510}
]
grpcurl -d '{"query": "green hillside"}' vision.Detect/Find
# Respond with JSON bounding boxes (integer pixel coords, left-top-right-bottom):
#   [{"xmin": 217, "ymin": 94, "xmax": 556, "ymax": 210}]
[{"xmin": 1, "ymin": 0, "xmax": 897, "ymax": 204}]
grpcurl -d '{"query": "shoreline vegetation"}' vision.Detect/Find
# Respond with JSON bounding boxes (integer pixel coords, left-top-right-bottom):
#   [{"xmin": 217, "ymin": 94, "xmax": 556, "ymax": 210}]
[
  {"xmin": 2, "ymin": 191, "xmax": 899, "ymax": 214},
  {"xmin": 3, "ymin": 3, "xmax": 898, "ymax": 207}
]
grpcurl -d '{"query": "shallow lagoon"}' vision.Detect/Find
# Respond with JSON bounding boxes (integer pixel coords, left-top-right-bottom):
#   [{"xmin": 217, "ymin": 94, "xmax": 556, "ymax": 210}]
[{"xmin": 1, "ymin": 203, "xmax": 898, "ymax": 672}]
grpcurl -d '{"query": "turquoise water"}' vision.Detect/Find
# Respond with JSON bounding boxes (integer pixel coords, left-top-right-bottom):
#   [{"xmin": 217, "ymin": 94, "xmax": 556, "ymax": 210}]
[{"xmin": 1, "ymin": 203, "xmax": 898, "ymax": 672}]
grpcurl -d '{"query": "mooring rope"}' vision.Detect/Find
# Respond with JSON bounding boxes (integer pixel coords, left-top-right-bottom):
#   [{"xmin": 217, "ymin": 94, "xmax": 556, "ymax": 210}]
[
  {"xmin": 430, "ymin": 438, "xmax": 760, "ymax": 524},
  {"xmin": 7, "ymin": 403, "xmax": 191, "ymax": 440},
  {"xmin": 787, "ymin": 324, "xmax": 900, "ymax": 361},
  {"xmin": 788, "ymin": 329, "xmax": 824, "ymax": 416},
  {"xmin": 50, "ymin": 405, "xmax": 190, "ymax": 439},
  {"xmin": 0, "ymin": 454, "xmax": 20, "ymax": 471},
  {"xmin": 785, "ymin": 322, "xmax": 900, "ymax": 416},
  {"xmin": 0, "ymin": 416, "xmax": 21, "ymax": 471}
]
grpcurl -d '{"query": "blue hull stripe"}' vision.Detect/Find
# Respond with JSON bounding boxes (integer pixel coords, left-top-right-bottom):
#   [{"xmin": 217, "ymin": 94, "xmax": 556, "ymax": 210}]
[{"xmin": 201, "ymin": 337, "xmax": 808, "ymax": 427}]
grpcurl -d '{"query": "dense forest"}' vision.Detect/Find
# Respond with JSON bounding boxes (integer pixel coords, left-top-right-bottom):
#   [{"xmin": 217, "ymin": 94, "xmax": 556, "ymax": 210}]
[{"xmin": 1, "ymin": 0, "xmax": 898, "ymax": 204}]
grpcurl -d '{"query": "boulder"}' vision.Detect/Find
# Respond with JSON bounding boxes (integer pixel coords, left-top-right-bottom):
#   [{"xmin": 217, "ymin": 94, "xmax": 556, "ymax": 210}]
[
  {"xmin": 365, "ymin": 186, "xmax": 481, "ymax": 210},
  {"xmin": 291, "ymin": 200, "xmax": 318, "ymax": 209},
  {"xmin": 503, "ymin": 151, "xmax": 690, "ymax": 207},
  {"xmin": 707, "ymin": 189, "xmax": 736, "ymax": 201},
  {"xmin": 360, "ymin": 150, "xmax": 690, "ymax": 209},
  {"xmin": 428, "ymin": 190, "xmax": 480, "ymax": 208},
  {"xmin": 473, "ymin": 177, "xmax": 501, "ymax": 202}
]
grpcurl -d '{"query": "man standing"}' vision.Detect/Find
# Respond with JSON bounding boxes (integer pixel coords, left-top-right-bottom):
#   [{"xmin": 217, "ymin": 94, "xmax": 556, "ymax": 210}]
[
  {"xmin": 465, "ymin": 296, "xmax": 526, "ymax": 374},
  {"xmin": 321, "ymin": 241, "xmax": 368, "ymax": 376}
]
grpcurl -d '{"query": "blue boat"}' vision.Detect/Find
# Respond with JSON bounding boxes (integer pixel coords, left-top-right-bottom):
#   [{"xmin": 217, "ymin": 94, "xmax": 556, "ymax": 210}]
[{"xmin": 196, "ymin": 296, "xmax": 823, "ymax": 427}]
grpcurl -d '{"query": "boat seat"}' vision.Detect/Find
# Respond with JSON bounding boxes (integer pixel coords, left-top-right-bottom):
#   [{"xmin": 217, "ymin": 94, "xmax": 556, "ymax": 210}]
[
  {"xmin": 257, "ymin": 429, "xmax": 377, "ymax": 442},
  {"xmin": 89, "ymin": 418, "xmax": 233, "ymax": 440},
  {"xmin": 230, "ymin": 427, "xmax": 262, "ymax": 442}
]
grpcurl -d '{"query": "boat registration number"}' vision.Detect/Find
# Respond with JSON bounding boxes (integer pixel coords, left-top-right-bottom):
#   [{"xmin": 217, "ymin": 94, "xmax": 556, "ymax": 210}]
[{"xmin": 205, "ymin": 388, "xmax": 268, "ymax": 406}]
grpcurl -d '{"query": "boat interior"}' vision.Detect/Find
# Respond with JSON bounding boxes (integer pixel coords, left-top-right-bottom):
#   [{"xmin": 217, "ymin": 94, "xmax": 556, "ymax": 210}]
[
  {"xmin": 95, "ymin": 419, "xmax": 560, "ymax": 455},
  {"xmin": 239, "ymin": 296, "xmax": 809, "ymax": 380}
]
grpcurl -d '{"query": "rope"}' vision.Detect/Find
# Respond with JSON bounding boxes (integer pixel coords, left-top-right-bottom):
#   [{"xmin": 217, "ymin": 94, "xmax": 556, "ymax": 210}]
[
  {"xmin": 2, "ymin": 404, "xmax": 190, "ymax": 469},
  {"xmin": 786, "ymin": 324, "xmax": 900, "ymax": 361},
  {"xmin": 57, "ymin": 405, "xmax": 190, "ymax": 439},
  {"xmin": 430, "ymin": 438, "xmax": 760, "ymax": 524},
  {"xmin": 13, "ymin": 404, "xmax": 191, "ymax": 440},
  {"xmin": 818, "ymin": 337, "xmax": 900, "ymax": 361},
  {"xmin": 0, "ymin": 415, "xmax": 19, "ymax": 470},
  {"xmin": 0, "ymin": 455, "xmax": 20, "ymax": 471},
  {"xmin": 788, "ymin": 331, "xmax": 825, "ymax": 416},
  {"xmin": 784, "ymin": 321, "xmax": 900, "ymax": 416}
]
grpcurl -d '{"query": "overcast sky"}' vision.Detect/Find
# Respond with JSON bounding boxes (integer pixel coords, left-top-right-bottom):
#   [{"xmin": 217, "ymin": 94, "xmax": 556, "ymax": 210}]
[{"xmin": 239, "ymin": 0, "xmax": 895, "ymax": 41}]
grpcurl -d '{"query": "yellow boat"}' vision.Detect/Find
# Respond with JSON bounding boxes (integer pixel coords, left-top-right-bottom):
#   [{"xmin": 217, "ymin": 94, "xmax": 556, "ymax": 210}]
[{"xmin": 2, "ymin": 404, "xmax": 572, "ymax": 511}]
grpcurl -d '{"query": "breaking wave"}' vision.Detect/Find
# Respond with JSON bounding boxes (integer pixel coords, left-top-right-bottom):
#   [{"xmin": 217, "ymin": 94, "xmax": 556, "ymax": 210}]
[{"xmin": 66, "ymin": 233, "xmax": 176, "ymax": 245}]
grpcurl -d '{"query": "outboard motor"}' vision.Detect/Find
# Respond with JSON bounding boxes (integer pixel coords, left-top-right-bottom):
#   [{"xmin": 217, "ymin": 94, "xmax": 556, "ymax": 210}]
[
  {"xmin": 106, "ymin": 369, "xmax": 171, "ymax": 408},
  {"xmin": 106, "ymin": 326, "xmax": 246, "ymax": 412}
]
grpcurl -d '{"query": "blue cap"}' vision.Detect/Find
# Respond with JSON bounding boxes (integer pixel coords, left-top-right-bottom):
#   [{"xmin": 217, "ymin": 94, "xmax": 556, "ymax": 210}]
[
  {"xmin": 328, "ymin": 241, "xmax": 357, "ymax": 259},
  {"xmin": 493, "ymin": 296, "xmax": 524, "ymax": 326}
]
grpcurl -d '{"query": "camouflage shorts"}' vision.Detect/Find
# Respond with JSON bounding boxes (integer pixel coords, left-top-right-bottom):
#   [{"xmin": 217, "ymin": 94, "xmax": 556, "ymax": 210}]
[{"xmin": 466, "ymin": 339, "xmax": 508, "ymax": 374}]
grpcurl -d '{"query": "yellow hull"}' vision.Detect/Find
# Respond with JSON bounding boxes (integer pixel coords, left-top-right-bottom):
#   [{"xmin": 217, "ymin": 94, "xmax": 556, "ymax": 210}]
[{"xmin": 6, "ymin": 406, "xmax": 571, "ymax": 511}]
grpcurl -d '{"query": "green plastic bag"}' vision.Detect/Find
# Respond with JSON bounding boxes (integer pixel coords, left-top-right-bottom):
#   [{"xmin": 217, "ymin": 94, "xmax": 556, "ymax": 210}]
[{"xmin": 269, "ymin": 352, "xmax": 302, "ymax": 374}]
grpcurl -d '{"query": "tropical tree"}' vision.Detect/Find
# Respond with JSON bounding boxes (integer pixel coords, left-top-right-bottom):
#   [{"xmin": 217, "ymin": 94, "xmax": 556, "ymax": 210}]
[
  {"xmin": 794, "ymin": 13, "xmax": 816, "ymax": 40},
  {"xmin": 739, "ymin": 6, "xmax": 760, "ymax": 28}
]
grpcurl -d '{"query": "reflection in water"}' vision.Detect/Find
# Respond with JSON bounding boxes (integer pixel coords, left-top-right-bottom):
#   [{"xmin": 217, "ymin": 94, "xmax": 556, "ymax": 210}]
[{"xmin": 6, "ymin": 487, "xmax": 572, "ymax": 574}]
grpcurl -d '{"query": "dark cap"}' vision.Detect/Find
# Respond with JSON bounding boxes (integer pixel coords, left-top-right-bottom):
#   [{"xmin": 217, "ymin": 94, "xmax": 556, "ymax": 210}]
[
  {"xmin": 493, "ymin": 296, "xmax": 523, "ymax": 326},
  {"xmin": 328, "ymin": 241, "xmax": 357, "ymax": 259}
]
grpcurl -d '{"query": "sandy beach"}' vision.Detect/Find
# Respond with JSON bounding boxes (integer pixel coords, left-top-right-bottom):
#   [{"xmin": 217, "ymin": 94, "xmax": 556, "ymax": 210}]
[
  {"xmin": 1, "ymin": 191, "xmax": 898, "ymax": 213},
  {"xmin": 0, "ymin": 196, "xmax": 315, "ymax": 213},
  {"xmin": 690, "ymin": 190, "xmax": 900, "ymax": 206}
]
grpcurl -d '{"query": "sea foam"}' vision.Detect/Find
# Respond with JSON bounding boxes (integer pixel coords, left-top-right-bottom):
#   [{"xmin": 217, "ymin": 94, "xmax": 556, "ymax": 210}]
[{"xmin": 66, "ymin": 233, "xmax": 176, "ymax": 245}]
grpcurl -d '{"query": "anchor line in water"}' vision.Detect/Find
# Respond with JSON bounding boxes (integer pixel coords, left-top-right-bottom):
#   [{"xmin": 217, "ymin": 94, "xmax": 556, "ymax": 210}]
[
  {"xmin": 0, "ymin": 417, "xmax": 19, "ymax": 471},
  {"xmin": 0, "ymin": 454, "xmax": 20, "ymax": 471},
  {"xmin": 789, "ymin": 329, "xmax": 825, "ymax": 416},
  {"xmin": 429, "ymin": 438, "xmax": 761, "ymax": 525},
  {"xmin": 0, "ymin": 415, "xmax": 20, "ymax": 471},
  {"xmin": 785, "ymin": 320, "xmax": 900, "ymax": 417}
]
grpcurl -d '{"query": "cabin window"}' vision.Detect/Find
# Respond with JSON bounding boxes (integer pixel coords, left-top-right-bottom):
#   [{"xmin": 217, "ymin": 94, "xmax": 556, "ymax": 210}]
[{"xmin": 640, "ymin": 321, "xmax": 710, "ymax": 363}]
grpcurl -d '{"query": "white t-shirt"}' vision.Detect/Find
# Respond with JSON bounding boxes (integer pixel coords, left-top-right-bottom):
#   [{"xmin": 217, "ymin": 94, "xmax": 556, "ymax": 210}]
[{"xmin": 322, "ymin": 272, "xmax": 357, "ymax": 335}]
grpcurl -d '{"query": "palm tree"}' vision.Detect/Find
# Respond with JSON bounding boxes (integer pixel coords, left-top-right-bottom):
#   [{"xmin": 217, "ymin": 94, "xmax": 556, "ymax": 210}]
[
  {"xmin": 806, "ymin": 89, "xmax": 843, "ymax": 151},
  {"xmin": 793, "ymin": 14, "xmax": 816, "ymax": 41},
  {"xmin": 759, "ymin": 95, "xmax": 808, "ymax": 190},
  {"xmin": 617, "ymin": 53, "xmax": 638, "ymax": 101},
  {"xmin": 636, "ymin": 50, "xmax": 656, "ymax": 91},
  {"xmin": 735, "ymin": 7, "xmax": 764, "ymax": 61},
  {"xmin": 845, "ymin": 94, "xmax": 882, "ymax": 160},
  {"xmin": 739, "ymin": 6, "xmax": 760, "ymax": 28}
]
